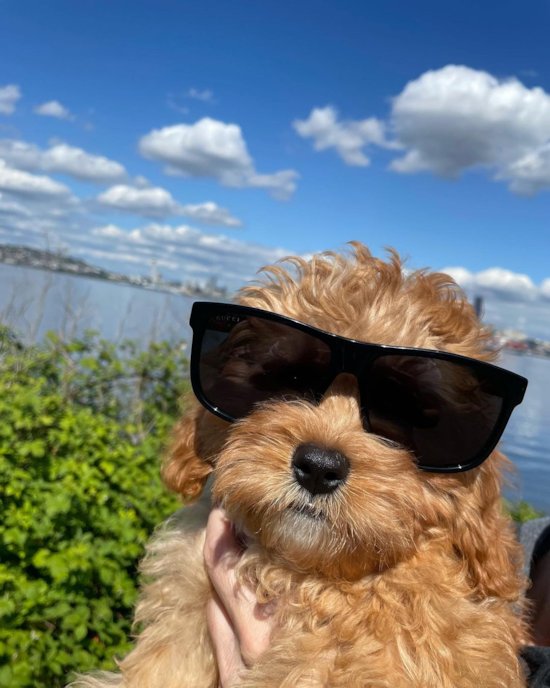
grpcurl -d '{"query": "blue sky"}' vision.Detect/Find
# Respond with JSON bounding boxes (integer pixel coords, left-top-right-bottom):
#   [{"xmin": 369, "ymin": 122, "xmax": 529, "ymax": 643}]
[{"xmin": 1, "ymin": 0, "xmax": 550, "ymax": 335}]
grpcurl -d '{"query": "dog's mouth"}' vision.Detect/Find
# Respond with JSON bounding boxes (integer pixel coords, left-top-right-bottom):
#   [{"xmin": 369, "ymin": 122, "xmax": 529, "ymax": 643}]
[{"xmin": 288, "ymin": 501, "xmax": 326, "ymax": 520}]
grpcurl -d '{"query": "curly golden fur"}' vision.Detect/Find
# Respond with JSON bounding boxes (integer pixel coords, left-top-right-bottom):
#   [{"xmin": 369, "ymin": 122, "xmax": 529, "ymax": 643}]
[{"xmin": 73, "ymin": 243, "xmax": 529, "ymax": 687}]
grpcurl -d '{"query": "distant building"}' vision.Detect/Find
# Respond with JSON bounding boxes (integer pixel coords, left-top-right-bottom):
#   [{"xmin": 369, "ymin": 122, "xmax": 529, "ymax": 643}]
[
  {"xmin": 151, "ymin": 260, "xmax": 159, "ymax": 285},
  {"xmin": 474, "ymin": 295, "xmax": 483, "ymax": 319}
]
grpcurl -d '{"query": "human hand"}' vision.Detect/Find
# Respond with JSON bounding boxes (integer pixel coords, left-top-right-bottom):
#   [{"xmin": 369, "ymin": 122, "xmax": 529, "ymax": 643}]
[{"xmin": 204, "ymin": 507, "xmax": 276, "ymax": 687}]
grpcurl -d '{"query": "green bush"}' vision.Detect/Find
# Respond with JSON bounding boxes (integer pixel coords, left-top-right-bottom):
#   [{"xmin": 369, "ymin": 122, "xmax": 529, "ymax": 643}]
[
  {"xmin": 0, "ymin": 327, "xmax": 187, "ymax": 686},
  {"xmin": 504, "ymin": 499, "xmax": 545, "ymax": 525}
]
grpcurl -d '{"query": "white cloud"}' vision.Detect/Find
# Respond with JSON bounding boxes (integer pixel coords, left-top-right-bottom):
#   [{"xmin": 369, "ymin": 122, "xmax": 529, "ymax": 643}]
[
  {"xmin": 389, "ymin": 65, "xmax": 550, "ymax": 194},
  {"xmin": 475, "ymin": 268, "xmax": 537, "ymax": 302},
  {"xmin": 133, "ymin": 175, "xmax": 151, "ymax": 189},
  {"xmin": 166, "ymin": 89, "xmax": 214, "ymax": 114},
  {"xmin": 75, "ymin": 246, "xmax": 179, "ymax": 271},
  {"xmin": 97, "ymin": 184, "xmax": 181, "ymax": 217},
  {"xmin": 139, "ymin": 117, "xmax": 299, "ymax": 200},
  {"xmin": 441, "ymin": 265, "xmax": 542, "ymax": 303},
  {"xmin": 540, "ymin": 278, "xmax": 550, "ymax": 302},
  {"xmin": 0, "ymin": 159, "xmax": 72, "ymax": 198},
  {"xmin": 0, "ymin": 138, "xmax": 127, "ymax": 184},
  {"xmin": 178, "ymin": 201, "xmax": 242, "ymax": 227},
  {"xmin": 297, "ymin": 65, "xmax": 550, "ymax": 195},
  {"xmin": 0, "ymin": 139, "xmax": 40, "ymax": 169},
  {"xmin": 0, "ymin": 85, "xmax": 22, "ymax": 115},
  {"xmin": 0, "ymin": 193, "xmax": 32, "ymax": 218},
  {"xmin": 42, "ymin": 143, "xmax": 126, "ymax": 183},
  {"xmin": 91, "ymin": 224, "xmax": 128, "ymax": 239},
  {"xmin": 84, "ymin": 221, "xmax": 292, "ymax": 285},
  {"xmin": 96, "ymin": 183, "xmax": 242, "ymax": 226},
  {"xmin": 293, "ymin": 106, "xmax": 394, "ymax": 166},
  {"xmin": 188, "ymin": 88, "xmax": 214, "ymax": 103},
  {"xmin": 166, "ymin": 97, "xmax": 188, "ymax": 115},
  {"xmin": 0, "ymin": 166, "xmax": 85, "ymax": 249},
  {"xmin": 166, "ymin": 94, "xmax": 189, "ymax": 115},
  {"xmin": 245, "ymin": 170, "xmax": 300, "ymax": 202},
  {"xmin": 500, "ymin": 144, "xmax": 550, "ymax": 196},
  {"xmin": 440, "ymin": 266, "xmax": 475, "ymax": 290},
  {"xmin": 139, "ymin": 118, "xmax": 251, "ymax": 178},
  {"xmin": 34, "ymin": 100, "xmax": 75, "ymax": 121}
]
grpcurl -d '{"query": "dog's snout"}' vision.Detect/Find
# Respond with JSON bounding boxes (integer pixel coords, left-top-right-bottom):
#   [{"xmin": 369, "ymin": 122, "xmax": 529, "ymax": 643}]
[{"xmin": 292, "ymin": 444, "xmax": 349, "ymax": 496}]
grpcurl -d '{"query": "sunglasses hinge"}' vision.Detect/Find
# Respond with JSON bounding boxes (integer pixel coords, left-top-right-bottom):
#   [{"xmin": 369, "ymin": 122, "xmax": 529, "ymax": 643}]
[{"xmin": 340, "ymin": 340, "xmax": 375, "ymax": 377}]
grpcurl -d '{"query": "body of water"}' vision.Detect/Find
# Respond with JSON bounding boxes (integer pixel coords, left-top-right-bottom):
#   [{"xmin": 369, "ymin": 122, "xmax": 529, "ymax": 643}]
[
  {"xmin": 498, "ymin": 352, "xmax": 550, "ymax": 513},
  {"xmin": 0, "ymin": 262, "xmax": 197, "ymax": 344},
  {"xmin": 1, "ymin": 262, "xmax": 549, "ymax": 513}
]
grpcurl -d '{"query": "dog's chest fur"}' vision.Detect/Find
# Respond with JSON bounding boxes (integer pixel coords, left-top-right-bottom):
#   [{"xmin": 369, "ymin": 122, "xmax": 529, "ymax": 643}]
[{"xmin": 71, "ymin": 488, "xmax": 526, "ymax": 688}]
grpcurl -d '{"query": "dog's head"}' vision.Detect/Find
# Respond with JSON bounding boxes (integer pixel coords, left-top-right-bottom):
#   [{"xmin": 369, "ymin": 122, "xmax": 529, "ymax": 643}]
[{"xmin": 164, "ymin": 244, "xmax": 523, "ymax": 596}]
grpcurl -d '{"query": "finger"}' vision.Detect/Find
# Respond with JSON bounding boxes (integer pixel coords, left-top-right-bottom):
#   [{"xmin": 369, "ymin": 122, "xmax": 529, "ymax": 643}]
[
  {"xmin": 206, "ymin": 591, "xmax": 245, "ymax": 688},
  {"xmin": 204, "ymin": 508, "xmax": 275, "ymax": 663},
  {"xmin": 204, "ymin": 508, "xmax": 257, "ymax": 613},
  {"xmin": 207, "ymin": 571, "xmax": 273, "ymax": 669}
]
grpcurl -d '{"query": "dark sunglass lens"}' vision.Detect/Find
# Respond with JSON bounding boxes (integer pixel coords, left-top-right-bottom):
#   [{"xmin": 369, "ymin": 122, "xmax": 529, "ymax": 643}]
[
  {"xmin": 198, "ymin": 311, "xmax": 332, "ymax": 418},
  {"xmin": 365, "ymin": 355, "xmax": 505, "ymax": 468}
]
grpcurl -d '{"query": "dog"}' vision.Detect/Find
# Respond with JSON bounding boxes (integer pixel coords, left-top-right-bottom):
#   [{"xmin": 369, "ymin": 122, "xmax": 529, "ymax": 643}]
[{"xmin": 74, "ymin": 243, "xmax": 529, "ymax": 687}]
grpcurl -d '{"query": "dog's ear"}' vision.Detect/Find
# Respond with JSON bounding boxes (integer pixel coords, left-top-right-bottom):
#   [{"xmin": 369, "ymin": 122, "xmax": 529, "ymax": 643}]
[
  {"xmin": 162, "ymin": 399, "xmax": 216, "ymax": 503},
  {"xmin": 450, "ymin": 451, "xmax": 525, "ymax": 602}
]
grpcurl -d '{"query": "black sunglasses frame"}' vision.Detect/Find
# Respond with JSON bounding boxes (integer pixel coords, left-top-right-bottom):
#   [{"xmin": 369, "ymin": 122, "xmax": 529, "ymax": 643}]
[{"xmin": 189, "ymin": 301, "xmax": 528, "ymax": 474}]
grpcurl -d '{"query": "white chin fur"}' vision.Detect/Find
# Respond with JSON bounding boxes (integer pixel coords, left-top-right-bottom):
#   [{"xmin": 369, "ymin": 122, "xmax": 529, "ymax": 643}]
[{"xmin": 268, "ymin": 509, "xmax": 332, "ymax": 550}]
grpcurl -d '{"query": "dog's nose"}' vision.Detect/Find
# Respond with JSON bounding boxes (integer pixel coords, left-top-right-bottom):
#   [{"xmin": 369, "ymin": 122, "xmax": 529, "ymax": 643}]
[{"xmin": 291, "ymin": 444, "xmax": 349, "ymax": 496}]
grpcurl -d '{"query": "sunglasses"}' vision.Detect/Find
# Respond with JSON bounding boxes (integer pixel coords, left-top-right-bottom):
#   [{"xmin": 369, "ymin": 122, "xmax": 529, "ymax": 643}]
[{"xmin": 189, "ymin": 302, "xmax": 528, "ymax": 473}]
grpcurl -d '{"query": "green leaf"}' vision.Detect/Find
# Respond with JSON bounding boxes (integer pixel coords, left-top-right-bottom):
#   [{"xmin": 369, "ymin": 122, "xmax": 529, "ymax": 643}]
[
  {"xmin": 0, "ymin": 598, "xmax": 16, "ymax": 618},
  {"xmin": 32, "ymin": 549, "xmax": 51, "ymax": 568},
  {"xmin": 0, "ymin": 665, "xmax": 13, "ymax": 686},
  {"xmin": 30, "ymin": 440, "xmax": 46, "ymax": 458},
  {"xmin": 74, "ymin": 624, "xmax": 88, "ymax": 641}
]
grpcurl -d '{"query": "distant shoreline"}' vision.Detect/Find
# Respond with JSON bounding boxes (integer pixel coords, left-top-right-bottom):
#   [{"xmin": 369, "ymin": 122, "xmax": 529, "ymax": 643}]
[
  {"xmin": 0, "ymin": 259, "xmax": 179, "ymax": 296},
  {"xmin": 0, "ymin": 243, "xmax": 229, "ymax": 300},
  {"xmin": 498, "ymin": 347, "xmax": 550, "ymax": 361}
]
